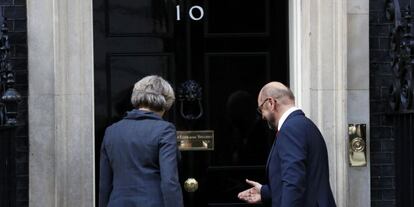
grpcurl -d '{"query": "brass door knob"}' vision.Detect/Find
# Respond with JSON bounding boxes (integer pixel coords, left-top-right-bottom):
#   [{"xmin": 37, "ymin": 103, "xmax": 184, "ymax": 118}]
[{"xmin": 184, "ymin": 178, "xmax": 198, "ymax": 192}]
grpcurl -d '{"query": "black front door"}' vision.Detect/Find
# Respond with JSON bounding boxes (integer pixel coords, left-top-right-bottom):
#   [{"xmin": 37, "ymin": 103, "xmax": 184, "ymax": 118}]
[{"xmin": 93, "ymin": 0, "xmax": 288, "ymax": 206}]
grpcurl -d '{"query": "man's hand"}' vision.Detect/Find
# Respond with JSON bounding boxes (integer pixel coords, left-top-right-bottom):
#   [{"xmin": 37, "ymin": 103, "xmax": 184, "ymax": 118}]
[{"xmin": 237, "ymin": 179, "xmax": 262, "ymax": 204}]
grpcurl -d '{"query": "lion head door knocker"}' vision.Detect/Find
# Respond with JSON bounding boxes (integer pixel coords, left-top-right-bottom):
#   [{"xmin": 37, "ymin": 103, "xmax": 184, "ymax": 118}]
[{"xmin": 177, "ymin": 80, "xmax": 203, "ymax": 120}]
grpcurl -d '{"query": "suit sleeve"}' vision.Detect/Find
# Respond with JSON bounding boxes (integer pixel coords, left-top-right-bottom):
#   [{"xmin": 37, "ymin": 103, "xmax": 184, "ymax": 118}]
[
  {"xmin": 99, "ymin": 130, "xmax": 113, "ymax": 207},
  {"xmin": 276, "ymin": 126, "xmax": 307, "ymax": 207},
  {"xmin": 159, "ymin": 123, "xmax": 184, "ymax": 207},
  {"xmin": 261, "ymin": 184, "xmax": 271, "ymax": 204}
]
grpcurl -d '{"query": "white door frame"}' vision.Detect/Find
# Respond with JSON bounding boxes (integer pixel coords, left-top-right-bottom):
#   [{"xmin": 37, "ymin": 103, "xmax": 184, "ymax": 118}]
[{"xmin": 289, "ymin": 0, "xmax": 349, "ymax": 206}]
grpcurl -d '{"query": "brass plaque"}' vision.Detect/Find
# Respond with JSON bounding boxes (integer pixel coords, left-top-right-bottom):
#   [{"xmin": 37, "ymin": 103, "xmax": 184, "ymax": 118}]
[{"xmin": 177, "ymin": 130, "xmax": 214, "ymax": 151}]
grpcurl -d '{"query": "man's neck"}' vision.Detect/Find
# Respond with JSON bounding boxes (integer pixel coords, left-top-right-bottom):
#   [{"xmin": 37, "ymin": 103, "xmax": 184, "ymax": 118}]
[{"xmin": 277, "ymin": 105, "xmax": 294, "ymax": 120}]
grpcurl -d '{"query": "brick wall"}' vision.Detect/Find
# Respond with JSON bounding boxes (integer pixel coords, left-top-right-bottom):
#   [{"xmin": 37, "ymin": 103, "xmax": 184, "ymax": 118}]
[
  {"xmin": 0, "ymin": 0, "xmax": 28, "ymax": 206},
  {"xmin": 369, "ymin": 0, "xmax": 401, "ymax": 206}
]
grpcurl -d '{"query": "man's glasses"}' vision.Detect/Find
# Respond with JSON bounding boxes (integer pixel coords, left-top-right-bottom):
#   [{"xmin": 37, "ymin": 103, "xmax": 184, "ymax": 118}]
[{"xmin": 257, "ymin": 98, "xmax": 271, "ymax": 114}]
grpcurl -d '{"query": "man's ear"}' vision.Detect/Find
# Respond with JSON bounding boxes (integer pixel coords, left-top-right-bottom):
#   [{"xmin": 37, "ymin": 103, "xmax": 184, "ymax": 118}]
[
  {"xmin": 269, "ymin": 98, "xmax": 277, "ymax": 112},
  {"xmin": 268, "ymin": 98, "xmax": 275, "ymax": 111}
]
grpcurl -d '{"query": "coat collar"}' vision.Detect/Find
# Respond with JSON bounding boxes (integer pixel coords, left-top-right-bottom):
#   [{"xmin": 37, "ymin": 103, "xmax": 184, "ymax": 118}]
[
  {"xmin": 277, "ymin": 107, "xmax": 300, "ymax": 131},
  {"xmin": 124, "ymin": 109, "xmax": 163, "ymax": 120}
]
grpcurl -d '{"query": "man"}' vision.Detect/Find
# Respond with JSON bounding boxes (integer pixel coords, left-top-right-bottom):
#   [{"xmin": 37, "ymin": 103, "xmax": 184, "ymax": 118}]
[{"xmin": 238, "ymin": 82, "xmax": 336, "ymax": 207}]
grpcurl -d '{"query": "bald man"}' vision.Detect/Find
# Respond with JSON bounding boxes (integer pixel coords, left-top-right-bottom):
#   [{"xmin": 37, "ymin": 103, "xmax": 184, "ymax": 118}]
[{"xmin": 238, "ymin": 82, "xmax": 336, "ymax": 207}]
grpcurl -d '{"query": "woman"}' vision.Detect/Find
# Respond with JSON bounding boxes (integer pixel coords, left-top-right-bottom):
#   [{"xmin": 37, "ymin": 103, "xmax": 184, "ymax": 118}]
[{"xmin": 99, "ymin": 75, "xmax": 183, "ymax": 207}]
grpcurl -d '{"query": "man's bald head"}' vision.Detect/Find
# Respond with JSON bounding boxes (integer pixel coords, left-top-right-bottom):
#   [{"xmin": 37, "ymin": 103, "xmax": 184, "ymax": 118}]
[{"xmin": 259, "ymin": 82, "xmax": 295, "ymax": 106}]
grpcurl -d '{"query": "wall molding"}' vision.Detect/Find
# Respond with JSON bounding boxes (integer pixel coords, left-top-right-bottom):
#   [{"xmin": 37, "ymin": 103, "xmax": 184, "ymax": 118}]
[
  {"xmin": 27, "ymin": 0, "xmax": 95, "ymax": 206},
  {"xmin": 289, "ymin": 0, "xmax": 349, "ymax": 206}
]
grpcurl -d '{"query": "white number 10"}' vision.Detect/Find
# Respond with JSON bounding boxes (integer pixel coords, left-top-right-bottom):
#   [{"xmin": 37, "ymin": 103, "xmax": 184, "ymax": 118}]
[{"xmin": 176, "ymin": 5, "xmax": 205, "ymax": 21}]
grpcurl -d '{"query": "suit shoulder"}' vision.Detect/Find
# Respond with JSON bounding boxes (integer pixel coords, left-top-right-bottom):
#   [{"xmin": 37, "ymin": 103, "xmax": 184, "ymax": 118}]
[
  {"xmin": 280, "ymin": 114, "xmax": 320, "ymax": 140},
  {"xmin": 283, "ymin": 115, "xmax": 324, "ymax": 141},
  {"xmin": 283, "ymin": 114, "xmax": 310, "ymax": 131}
]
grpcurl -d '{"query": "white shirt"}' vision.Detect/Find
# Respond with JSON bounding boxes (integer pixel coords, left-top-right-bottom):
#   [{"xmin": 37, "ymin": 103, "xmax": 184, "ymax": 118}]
[{"xmin": 277, "ymin": 106, "xmax": 300, "ymax": 131}]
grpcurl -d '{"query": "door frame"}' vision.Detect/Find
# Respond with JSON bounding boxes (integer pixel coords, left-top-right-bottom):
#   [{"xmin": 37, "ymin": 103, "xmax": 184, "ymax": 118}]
[
  {"xmin": 288, "ymin": 0, "xmax": 349, "ymax": 206},
  {"xmin": 26, "ymin": 0, "xmax": 354, "ymax": 206}
]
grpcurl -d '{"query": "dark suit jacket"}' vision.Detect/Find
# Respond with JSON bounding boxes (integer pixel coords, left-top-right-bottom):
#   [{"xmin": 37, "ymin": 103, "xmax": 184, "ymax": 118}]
[
  {"xmin": 260, "ymin": 110, "xmax": 336, "ymax": 207},
  {"xmin": 99, "ymin": 109, "xmax": 184, "ymax": 207}
]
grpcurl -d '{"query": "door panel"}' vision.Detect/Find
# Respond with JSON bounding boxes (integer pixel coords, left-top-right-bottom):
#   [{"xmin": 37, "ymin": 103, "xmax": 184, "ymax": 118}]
[
  {"xmin": 107, "ymin": 0, "xmax": 173, "ymax": 36},
  {"xmin": 206, "ymin": 0, "xmax": 269, "ymax": 35},
  {"xmin": 94, "ymin": 0, "xmax": 288, "ymax": 206}
]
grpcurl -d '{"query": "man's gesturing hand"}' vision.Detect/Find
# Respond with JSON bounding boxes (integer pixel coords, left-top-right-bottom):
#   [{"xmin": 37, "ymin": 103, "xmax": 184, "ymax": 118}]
[{"xmin": 237, "ymin": 179, "xmax": 262, "ymax": 204}]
